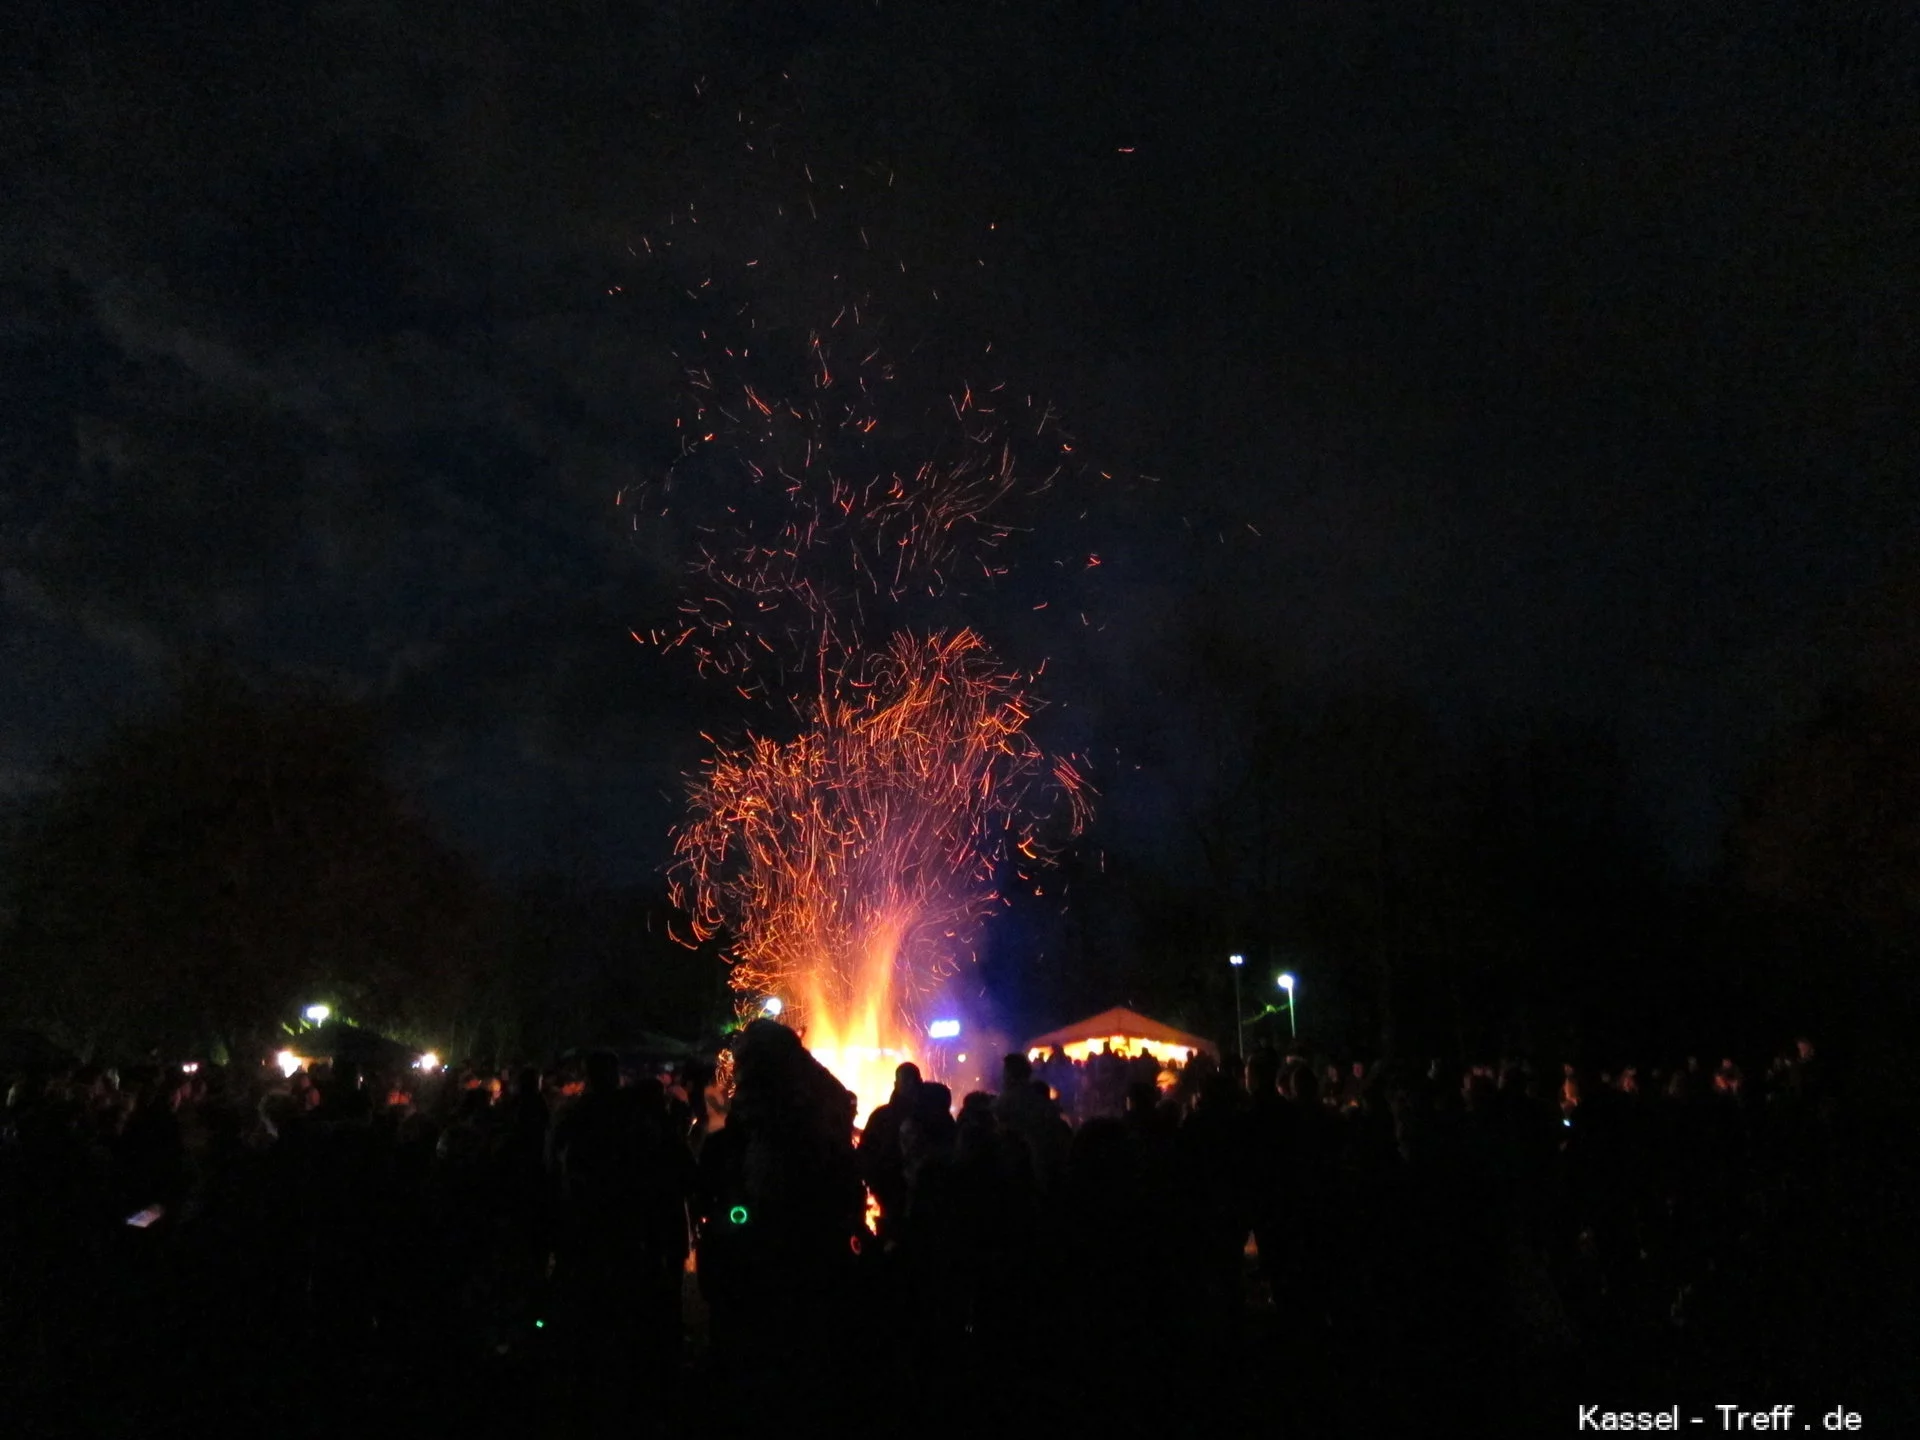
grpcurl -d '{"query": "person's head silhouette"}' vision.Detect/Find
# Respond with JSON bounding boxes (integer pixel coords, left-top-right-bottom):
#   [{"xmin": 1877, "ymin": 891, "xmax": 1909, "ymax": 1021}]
[
  {"xmin": 891, "ymin": 1062, "xmax": 923, "ymax": 1105},
  {"xmin": 585, "ymin": 1051, "xmax": 620, "ymax": 1094}
]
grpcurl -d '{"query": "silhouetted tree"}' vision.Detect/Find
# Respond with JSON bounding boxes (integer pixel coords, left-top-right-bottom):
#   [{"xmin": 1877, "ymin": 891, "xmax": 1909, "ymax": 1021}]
[
  {"xmin": 1726, "ymin": 675, "xmax": 1920, "ymax": 1055},
  {"xmin": 1, "ymin": 674, "xmax": 494, "ymax": 1060},
  {"xmin": 1733, "ymin": 679, "xmax": 1920, "ymax": 940},
  {"xmin": 497, "ymin": 877, "xmax": 724, "ymax": 1055}
]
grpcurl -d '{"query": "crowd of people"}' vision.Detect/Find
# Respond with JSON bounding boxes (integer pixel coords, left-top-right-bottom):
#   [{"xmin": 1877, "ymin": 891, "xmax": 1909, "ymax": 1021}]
[{"xmin": 0, "ymin": 1022, "xmax": 1903, "ymax": 1435}]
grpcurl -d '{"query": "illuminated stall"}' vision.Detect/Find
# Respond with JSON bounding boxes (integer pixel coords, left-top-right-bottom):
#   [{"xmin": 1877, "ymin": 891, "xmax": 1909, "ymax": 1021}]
[
  {"xmin": 1026, "ymin": 1006, "xmax": 1218, "ymax": 1067},
  {"xmin": 273, "ymin": 1018, "xmax": 424, "ymax": 1077}
]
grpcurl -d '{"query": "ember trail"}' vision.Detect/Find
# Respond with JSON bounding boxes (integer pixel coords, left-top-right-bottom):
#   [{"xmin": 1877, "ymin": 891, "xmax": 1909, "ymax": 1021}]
[
  {"xmin": 671, "ymin": 630, "xmax": 1084, "ymax": 1117},
  {"xmin": 640, "ymin": 118, "xmax": 1097, "ymax": 1111}
]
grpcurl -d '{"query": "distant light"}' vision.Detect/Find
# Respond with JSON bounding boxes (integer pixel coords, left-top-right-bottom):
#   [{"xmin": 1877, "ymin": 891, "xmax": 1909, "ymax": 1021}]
[
  {"xmin": 761, "ymin": 997, "xmax": 784, "ymax": 1017},
  {"xmin": 416, "ymin": 1052, "xmax": 439, "ymax": 1071},
  {"xmin": 728, "ymin": 1204, "xmax": 750, "ymax": 1225},
  {"xmin": 927, "ymin": 1019, "xmax": 962, "ymax": 1039},
  {"xmin": 1277, "ymin": 972, "xmax": 1295, "ymax": 991},
  {"xmin": 275, "ymin": 1050, "xmax": 300, "ymax": 1078},
  {"xmin": 304, "ymin": 1004, "xmax": 331, "ymax": 1024},
  {"xmin": 1228, "ymin": 953, "xmax": 1244, "ymax": 968}
]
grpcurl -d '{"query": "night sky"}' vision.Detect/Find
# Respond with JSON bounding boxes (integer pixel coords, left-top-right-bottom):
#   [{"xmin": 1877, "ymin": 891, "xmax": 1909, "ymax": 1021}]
[{"xmin": 7, "ymin": 1, "xmax": 1917, "ymax": 884}]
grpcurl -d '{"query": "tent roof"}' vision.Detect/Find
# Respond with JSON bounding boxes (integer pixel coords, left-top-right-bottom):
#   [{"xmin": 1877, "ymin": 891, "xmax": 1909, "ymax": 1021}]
[
  {"xmin": 1026, "ymin": 1006, "xmax": 1218, "ymax": 1057},
  {"xmin": 296, "ymin": 1021, "xmax": 418, "ymax": 1066},
  {"xmin": 559, "ymin": 1032, "xmax": 702, "ymax": 1065}
]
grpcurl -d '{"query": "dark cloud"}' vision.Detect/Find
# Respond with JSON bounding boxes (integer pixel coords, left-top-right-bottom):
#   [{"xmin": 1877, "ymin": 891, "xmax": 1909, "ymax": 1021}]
[{"xmin": 5, "ymin": 1, "xmax": 1917, "ymax": 876}]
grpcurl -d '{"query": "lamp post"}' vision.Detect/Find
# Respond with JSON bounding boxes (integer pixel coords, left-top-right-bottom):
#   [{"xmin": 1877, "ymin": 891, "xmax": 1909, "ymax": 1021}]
[
  {"xmin": 1276, "ymin": 972, "xmax": 1297, "ymax": 1040},
  {"xmin": 1229, "ymin": 954, "xmax": 1245, "ymax": 1058}
]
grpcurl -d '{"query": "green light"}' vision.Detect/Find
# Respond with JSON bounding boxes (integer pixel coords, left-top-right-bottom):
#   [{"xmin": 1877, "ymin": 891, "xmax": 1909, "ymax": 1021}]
[{"xmin": 728, "ymin": 1204, "xmax": 750, "ymax": 1225}]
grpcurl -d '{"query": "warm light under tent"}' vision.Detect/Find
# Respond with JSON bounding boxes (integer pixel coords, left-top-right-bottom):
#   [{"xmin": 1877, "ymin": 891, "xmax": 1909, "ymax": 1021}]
[
  {"xmin": 1024, "ymin": 1006, "xmax": 1218, "ymax": 1068},
  {"xmin": 1033, "ymin": 1034, "xmax": 1197, "ymax": 1065}
]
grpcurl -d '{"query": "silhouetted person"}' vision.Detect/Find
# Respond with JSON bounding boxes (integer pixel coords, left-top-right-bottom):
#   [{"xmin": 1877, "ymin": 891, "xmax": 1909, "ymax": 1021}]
[
  {"xmin": 860, "ymin": 1061, "xmax": 922, "ymax": 1243},
  {"xmin": 314, "ymin": 1060, "xmax": 373, "ymax": 1124},
  {"xmin": 114, "ymin": 1067, "xmax": 188, "ymax": 1219},
  {"xmin": 501, "ymin": 1066, "xmax": 548, "ymax": 1174},
  {"xmin": 992, "ymin": 1053, "xmax": 1070, "ymax": 1197},
  {"xmin": 694, "ymin": 1022, "xmax": 862, "ymax": 1408},
  {"xmin": 1244, "ymin": 1048, "xmax": 1298, "ymax": 1295},
  {"xmin": 1176, "ymin": 1067, "xmax": 1252, "ymax": 1360},
  {"xmin": 549, "ymin": 1051, "xmax": 689, "ymax": 1401}
]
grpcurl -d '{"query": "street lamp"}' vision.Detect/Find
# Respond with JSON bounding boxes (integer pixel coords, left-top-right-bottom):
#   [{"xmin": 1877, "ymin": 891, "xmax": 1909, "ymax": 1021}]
[
  {"xmin": 1276, "ymin": 972, "xmax": 1297, "ymax": 1040},
  {"xmin": 1228, "ymin": 954, "xmax": 1245, "ymax": 1057}
]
